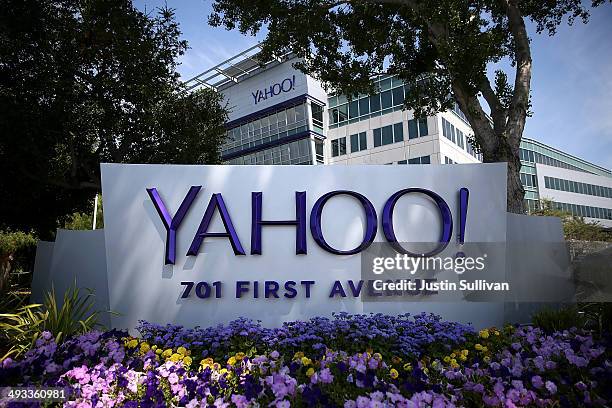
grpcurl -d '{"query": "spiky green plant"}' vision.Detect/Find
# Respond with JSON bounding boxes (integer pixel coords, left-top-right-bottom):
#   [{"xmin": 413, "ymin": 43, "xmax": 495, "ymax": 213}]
[
  {"xmin": 0, "ymin": 283, "xmax": 106, "ymax": 360},
  {"xmin": 0, "ymin": 303, "xmax": 47, "ymax": 359}
]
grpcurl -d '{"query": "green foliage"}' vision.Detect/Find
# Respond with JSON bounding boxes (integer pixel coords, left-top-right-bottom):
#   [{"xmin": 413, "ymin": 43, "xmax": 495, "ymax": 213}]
[
  {"xmin": 579, "ymin": 302, "xmax": 612, "ymax": 338},
  {"xmin": 0, "ymin": 284, "xmax": 105, "ymax": 359},
  {"xmin": 209, "ymin": 0, "xmax": 599, "ymax": 119},
  {"xmin": 0, "ymin": 230, "xmax": 37, "ymax": 260},
  {"xmin": 209, "ymin": 0, "xmax": 607, "ymax": 213},
  {"xmin": 531, "ymin": 305, "xmax": 584, "ymax": 333},
  {"xmin": 533, "ymin": 199, "xmax": 611, "ymax": 242},
  {"xmin": 0, "ymin": 0, "xmax": 228, "ymax": 238},
  {"xmin": 64, "ymin": 195, "xmax": 104, "ymax": 230},
  {"xmin": 0, "ymin": 230, "xmax": 37, "ymax": 296}
]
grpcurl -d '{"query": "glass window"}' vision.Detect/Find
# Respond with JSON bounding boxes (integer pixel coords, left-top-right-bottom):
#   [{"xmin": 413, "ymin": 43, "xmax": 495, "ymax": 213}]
[
  {"xmin": 370, "ymin": 94, "xmax": 381, "ymax": 112},
  {"xmin": 394, "ymin": 123, "xmax": 404, "ymax": 142},
  {"xmin": 277, "ymin": 110, "xmax": 287, "ymax": 126},
  {"xmin": 295, "ymin": 104, "xmax": 305, "ymax": 124},
  {"xmin": 408, "ymin": 119, "xmax": 418, "ymax": 139},
  {"xmin": 392, "ymin": 87, "xmax": 404, "ymax": 106},
  {"xmin": 374, "ymin": 128, "xmax": 382, "ymax": 147},
  {"xmin": 358, "ymin": 98, "xmax": 369, "ymax": 116},
  {"xmin": 338, "ymin": 104, "xmax": 348, "ymax": 122},
  {"xmin": 457, "ymin": 129, "xmax": 464, "ymax": 148},
  {"xmin": 286, "ymin": 107, "xmax": 296, "ymax": 125},
  {"xmin": 408, "ymin": 158, "xmax": 420, "ymax": 164},
  {"xmin": 350, "ymin": 133, "xmax": 359, "ymax": 153},
  {"xmin": 349, "ymin": 100, "xmax": 359, "ymax": 119},
  {"xmin": 382, "ymin": 125, "xmax": 393, "ymax": 145},
  {"xmin": 418, "ymin": 118, "xmax": 428, "ymax": 137},
  {"xmin": 312, "ymin": 103, "xmax": 323, "ymax": 127},
  {"xmin": 421, "ymin": 155, "xmax": 430, "ymax": 164},
  {"xmin": 381, "ymin": 90, "xmax": 392, "ymax": 109},
  {"xmin": 329, "ymin": 109, "xmax": 338, "ymax": 124},
  {"xmin": 398, "ymin": 160, "xmax": 407, "ymax": 164},
  {"xmin": 379, "ymin": 78, "xmax": 392, "ymax": 90},
  {"xmin": 359, "ymin": 132, "xmax": 367, "ymax": 150}
]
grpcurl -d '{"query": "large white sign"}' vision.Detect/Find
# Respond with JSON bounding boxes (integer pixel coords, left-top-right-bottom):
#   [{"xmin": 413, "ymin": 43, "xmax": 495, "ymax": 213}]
[{"xmin": 101, "ymin": 163, "xmax": 507, "ymax": 329}]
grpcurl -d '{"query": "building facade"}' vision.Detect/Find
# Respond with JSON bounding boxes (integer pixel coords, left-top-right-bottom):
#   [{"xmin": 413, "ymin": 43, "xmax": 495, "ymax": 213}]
[{"xmin": 184, "ymin": 47, "xmax": 612, "ymax": 227}]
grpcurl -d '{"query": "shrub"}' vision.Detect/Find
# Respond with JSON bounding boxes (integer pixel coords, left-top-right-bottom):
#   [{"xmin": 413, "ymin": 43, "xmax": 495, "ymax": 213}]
[
  {"xmin": 531, "ymin": 305, "xmax": 584, "ymax": 333},
  {"xmin": 0, "ymin": 229, "xmax": 37, "ymax": 296}
]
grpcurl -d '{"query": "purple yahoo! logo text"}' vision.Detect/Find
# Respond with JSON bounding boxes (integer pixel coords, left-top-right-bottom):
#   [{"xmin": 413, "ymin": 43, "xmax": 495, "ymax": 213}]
[{"xmin": 146, "ymin": 187, "xmax": 469, "ymax": 265}]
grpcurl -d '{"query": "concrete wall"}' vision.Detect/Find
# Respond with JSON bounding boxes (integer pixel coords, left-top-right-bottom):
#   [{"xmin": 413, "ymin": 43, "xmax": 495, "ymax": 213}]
[
  {"xmin": 31, "ymin": 229, "xmax": 111, "ymax": 328},
  {"xmin": 32, "ymin": 204, "xmax": 573, "ymax": 330},
  {"xmin": 504, "ymin": 213, "xmax": 573, "ymax": 324}
]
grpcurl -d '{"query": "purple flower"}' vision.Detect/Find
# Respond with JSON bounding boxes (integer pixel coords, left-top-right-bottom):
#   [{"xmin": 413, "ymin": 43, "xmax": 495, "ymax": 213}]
[
  {"xmin": 531, "ymin": 376, "xmax": 544, "ymax": 389},
  {"xmin": 545, "ymin": 381, "xmax": 557, "ymax": 394}
]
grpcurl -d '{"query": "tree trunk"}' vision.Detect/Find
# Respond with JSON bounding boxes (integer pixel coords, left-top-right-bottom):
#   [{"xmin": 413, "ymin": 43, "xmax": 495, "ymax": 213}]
[
  {"xmin": 481, "ymin": 136, "xmax": 525, "ymax": 214},
  {"xmin": 0, "ymin": 254, "xmax": 12, "ymax": 296}
]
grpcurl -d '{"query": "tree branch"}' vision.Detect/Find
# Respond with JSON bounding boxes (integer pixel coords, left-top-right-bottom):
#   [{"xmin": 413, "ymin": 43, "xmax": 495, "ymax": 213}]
[
  {"xmin": 479, "ymin": 76, "xmax": 507, "ymax": 134},
  {"xmin": 503, "ymin": 0, "xmax": 532, "ymax": 149}
]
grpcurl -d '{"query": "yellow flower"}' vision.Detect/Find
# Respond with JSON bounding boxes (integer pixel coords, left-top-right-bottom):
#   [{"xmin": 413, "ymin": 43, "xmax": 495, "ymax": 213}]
[
  {"xmin": 140, "ymin": 343, "xmax": 150, "ymax": 353},
  {"xmin": 450, "ymin": 353, "xmax": 456, "ymax": 359},
  {"xmin": 220, "ymin": 368, "xmax": 228, "ymax": 375},
  {"xmin": 235, "ymin": 352, "xmax": 246, "ymax": 361},
  {"xmin": 422, "ymin": 367, "xmax": 429, "ymax": 375},
  {"xmin": 183, "ymin": 356, "xmax": 193, "ymax": 367},
  {"xmin": 494, "ymin": 330, "xmax": 500, "ymax": 336},
  {"xmin": 431, "ymin": 361, "xmax": 439, "ymax": 369},
  {"xmin": 366, "ymin": 348, "xmax": 373, "ymax": 356},
  {"xmin": 389, "ymin": 368, "xmax": 399, "ymax": 379},
  {"xmin": 443, "ymin": 356, "xmax": 451, "ymax": 363},
  {"xmin": 479, "ymin": 329, "xmax": 490, "ymax": 339},
  {"xmin": 294, "ymin": 351, "xmax": 304, "ymax": 360},
  {"xmin": 200, "ymin": 357, "xmax": 214, "ymax": 367},
  {"xmin": 155, "ymin": 349, "xmax": 163, "ymax": 355},
  {"xmin": 169, "ymin": 353, "xmax": 182, "ymax": 362},
  {"xmin": 227, "ymin": 356, "xmax": 237, "ymax": 365},
  {"xmin": 306, "ymin": 367, "xmax": 315, "ymax": 377},
  {"xmin": 162, "ymin": 349, "xmax": 173, "ymax": 358},
  {"xmin": 177, "ymin": 346, "xmax": 187, "ymax": 356},
  {"xmin": 450, "ymin": 361, "xmax": 460, "ymax": 369},
  {"xmin": 403, "ymin": 363, "xmax": 412, "ymax": 371},
  {"xmin": 461, "ymin": 349, "xmax": 469, "ymax": 356},
  {"xmin": 475, "ymin": 344, "xmax": 483, "ymax": 351},
  {"xmin": 483, "ymin": 356, "xmax": 491, "ymax": 363},
  {"xmin": 373, "ymin": 353, "xmax": 382, "ymax": 361},
  {"xmin": 125, "ymin": 339, "xmax": 138, "ymax": 349},
  {"xmin": 482, "ymin": 346, "xmax": 488, "ymax": 352},
  {"xmin": 459, "ymin": 354, "xmax": 467, "ymax": 361},
  {"xmin": 301, "ymin": 357, "xmax": 312, "ymax": 366}
]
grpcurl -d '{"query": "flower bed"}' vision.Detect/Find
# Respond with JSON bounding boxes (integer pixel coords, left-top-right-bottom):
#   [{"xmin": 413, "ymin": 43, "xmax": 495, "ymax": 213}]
[{"xmin": 1, "ymin": 313, "xmax": 610, "ymax": 407}]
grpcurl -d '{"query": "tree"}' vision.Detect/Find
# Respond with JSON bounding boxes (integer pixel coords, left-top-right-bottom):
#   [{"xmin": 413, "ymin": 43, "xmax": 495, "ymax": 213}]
[
  {"xmin": 209, "ymin": 0, "xmax": 608, "ymax": 213},
  {"xmin": 0, "ymin": 0, "xmax": 228, "ymax": 238},
  {"xmin": 64, "ymin": 195, "xmax": 104, "ymax": 231},
  {"xmin": 533, "ymin": 199, "xmax": 611, "ymax": 242}
]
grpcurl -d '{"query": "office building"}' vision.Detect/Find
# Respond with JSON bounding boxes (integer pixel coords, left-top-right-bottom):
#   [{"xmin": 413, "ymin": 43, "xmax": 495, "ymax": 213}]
[{"xmin": 184, "ymin": 46, "xmax": 612, "ymax": 227}]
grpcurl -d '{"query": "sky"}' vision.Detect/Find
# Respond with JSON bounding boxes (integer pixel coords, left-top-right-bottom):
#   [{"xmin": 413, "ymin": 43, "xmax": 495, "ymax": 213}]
[{"xmin": 134, "ymin": 1, "xmax": 612, "ymax": 169}]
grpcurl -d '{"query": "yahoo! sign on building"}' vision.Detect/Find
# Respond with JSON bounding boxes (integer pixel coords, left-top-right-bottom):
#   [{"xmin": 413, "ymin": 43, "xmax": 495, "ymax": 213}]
[{"xmin": 101, "ymin": 163, "xmax": 507, "ymax": 329}]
